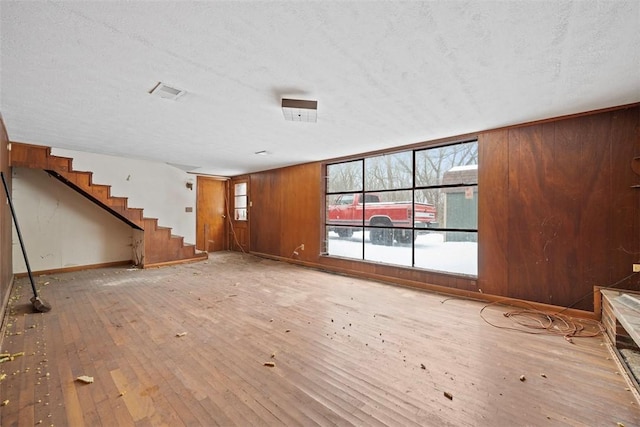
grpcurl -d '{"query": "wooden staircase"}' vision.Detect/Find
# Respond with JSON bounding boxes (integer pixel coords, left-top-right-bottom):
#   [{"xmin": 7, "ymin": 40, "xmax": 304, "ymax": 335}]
[{"xmin": 9, "ymin": 142, "xmax": 207, "ymax": 268}]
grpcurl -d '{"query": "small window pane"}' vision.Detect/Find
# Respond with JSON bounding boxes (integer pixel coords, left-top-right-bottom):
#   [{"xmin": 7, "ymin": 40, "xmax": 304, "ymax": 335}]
[
  {"xmin": 327, "ymin": 227, "xmax": 363, "ymax": 259},
  {"xmin": 234, "ymin": 182, "xmax": 247, "ymax": 196},
  {"xmin": 364, "ymin": 190, "xmax": 414, "ymax": 228},
  {"xmin": 415, "ymin": 186, "xmax": 477, "ymax": 230},
  {"xmin": 327, "ymin": 161, "xmax": 363, "ymax": 193},
  {"xmin": 365, "ymin": 151, "xmax": 412, "ymax": 191},
  {"xmin": 414, "ymin": 231, "xmax": 477, "ymax": 275},
  {"xmin": 326, "ymin": 194, "xmax": 364, "ymax": 226},
  {"xmin": 234, "ymin": 196, "xmax": 247, "ymax": 209},
  {"xmin": 364, "ymin": 227, "xmax": 412, "ymax": 266},
  {"xmin": 415, "ymin": 141, "xmax": 478, "ymax": 187},
  {"xmin": 234, "ymin": 208, "xmax": 247, "ymax": 221}
]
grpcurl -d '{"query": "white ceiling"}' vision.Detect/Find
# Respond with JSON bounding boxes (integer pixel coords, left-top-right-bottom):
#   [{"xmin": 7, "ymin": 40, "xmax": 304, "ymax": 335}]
[{"xmin": 1, "ymin": 1, "xmax": 639, "ymax": 177}]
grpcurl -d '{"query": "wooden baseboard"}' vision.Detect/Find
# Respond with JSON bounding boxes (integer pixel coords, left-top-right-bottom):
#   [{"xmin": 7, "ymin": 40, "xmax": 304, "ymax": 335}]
[
  {"xmin": 13, "ymin": 260, "xmax": 133, "ymax": 278},
  {"xmin": 0, "ymin": 274, "xmax": 15, "ymax": 349},
  {"xmin": 143, "ymin": 253, "xmax": 209, "ymax": 269},
  {"xmin": 250, "ymin": 251, "xmax": 597, "ymax": 320}
]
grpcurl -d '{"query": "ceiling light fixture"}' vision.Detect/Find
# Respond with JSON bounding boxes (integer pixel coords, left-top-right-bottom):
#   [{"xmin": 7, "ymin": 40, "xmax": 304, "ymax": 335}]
[
  {"xmin": 149, "ymin": 82, "xmax": 186, "ymax": 100},
  {"xmin": 282, "ymin": 98, "xmax": 317, "ymax": 123}
]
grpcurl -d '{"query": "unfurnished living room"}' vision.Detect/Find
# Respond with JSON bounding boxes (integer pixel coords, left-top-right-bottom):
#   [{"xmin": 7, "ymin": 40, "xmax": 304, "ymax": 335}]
[{"xmin": 1, "ymin": 1, "xmax": 639, "ymax": 426}]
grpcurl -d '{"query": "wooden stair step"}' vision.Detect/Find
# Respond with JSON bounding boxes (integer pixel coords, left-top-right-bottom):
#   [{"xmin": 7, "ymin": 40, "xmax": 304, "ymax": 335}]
[
  {"xmin": 107, "ymin": 196, "xmax": 128, "ymax": 209},
  {"xmin": 125, "ymin": 208, "xmax": 144, "ymax": 223},
  {"xmin": 168, "ymin": 236, "xmax": 186, "ymax": 252},
  {"xmin": 72, "ymin": 171, "xmax": 93, "ymax": 188},
  {"xmin": 180, "ymin": 244, "xmax": 197, "ymax": 258},
  {"xmin": 88, "ymin": 184, "xmax": 111, "ymax": 199},
  {"xmin": 109, "ymin": 206, "xmax": 143, "ymax": 226},
  {"xmin": 9, "ymin": 142, "xmax": 51, "ymax": 168},
  {"xmin": 47, "ymin": 155, "xmax": 73, "ymax": 172},
  {"xmin": 143, "ymin": 218, "xmax": 159, "ymax": 230}
]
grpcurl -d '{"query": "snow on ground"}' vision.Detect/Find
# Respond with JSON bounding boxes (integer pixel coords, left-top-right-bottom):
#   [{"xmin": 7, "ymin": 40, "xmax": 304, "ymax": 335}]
[{"xmin": 327, "ymin": 231, "xmax": 477, "ymax": 276}]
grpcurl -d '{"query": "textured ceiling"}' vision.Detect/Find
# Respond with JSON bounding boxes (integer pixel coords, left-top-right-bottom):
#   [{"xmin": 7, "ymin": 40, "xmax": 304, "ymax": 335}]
[{"xmin": 1, "ymin": 1, "xmax": 639, "ymax": 176}]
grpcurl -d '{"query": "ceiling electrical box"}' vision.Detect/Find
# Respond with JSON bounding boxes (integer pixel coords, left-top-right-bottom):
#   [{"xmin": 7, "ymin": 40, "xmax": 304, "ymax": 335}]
[{"xmin": 282, "ymin": 98, "xmax": 317, "ymax": 123}]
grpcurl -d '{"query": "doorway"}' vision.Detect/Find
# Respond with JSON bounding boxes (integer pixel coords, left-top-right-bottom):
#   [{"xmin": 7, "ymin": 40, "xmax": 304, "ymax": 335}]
[
  {"xmin": 196, "ymin": 176, "xmax": 227, "ymax": 252},
  {"xmin": 229, "ymin": 176, "xmax": 250, "ymax": 252}
]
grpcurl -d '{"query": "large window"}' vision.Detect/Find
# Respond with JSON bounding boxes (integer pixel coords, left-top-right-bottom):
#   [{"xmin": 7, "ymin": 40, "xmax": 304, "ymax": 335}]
[{"xmin": 325, "ymin": 140, "xmax": 478, "ymax": 276}]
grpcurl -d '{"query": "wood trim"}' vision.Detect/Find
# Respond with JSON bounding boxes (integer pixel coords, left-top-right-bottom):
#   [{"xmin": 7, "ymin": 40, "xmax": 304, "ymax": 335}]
[
  {"xmin": 250, "ymin": 251, "xmax": 598, "ymax": 320},
  {"xmin": 142, "ymin": 253, "xmax": 208, "ymax": 269},
  {"xmin": 0, "ymin": 275, "xmax": 14, "ymax": 347},
  {"xmin": 0, "ymin": 115, "xmax": 12, "ymax": 332},
  {"xmin": 594, "ymin": 286, "xmax": 603, "ymax": 321},
  {"xmin": 13, "ymin": 260, "xmax": 132, "ymax": 278},
  {"xmin": 485, "ymin": 102, "xmax": 640, "ymax": 134}
]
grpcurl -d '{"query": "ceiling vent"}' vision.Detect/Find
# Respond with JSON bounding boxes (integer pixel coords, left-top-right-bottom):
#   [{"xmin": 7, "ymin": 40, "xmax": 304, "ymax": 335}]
[
  {"xmin": 282, "ymin": 98, "xmax": 317, "ymax": 123},
  {"xmin": 149, "ymin": 82, "xmax": 186, "ymax": 100}
]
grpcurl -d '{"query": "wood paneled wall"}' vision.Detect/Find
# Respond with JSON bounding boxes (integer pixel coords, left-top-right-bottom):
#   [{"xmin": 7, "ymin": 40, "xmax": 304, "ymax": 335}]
[
  {"xmin": 247, "ymin": 105, "xmax": 640, "ymax": 312},
  {"xmin": 0, "ymin": 114, "xmax": 13, "ymax": 322},
  {"xmin": 479, "ymin": 105, "xmax": 640, "ymax": 310},
  {"xmin": 250, "ymin": 163, "xmax": 323, "ymax": 257}
]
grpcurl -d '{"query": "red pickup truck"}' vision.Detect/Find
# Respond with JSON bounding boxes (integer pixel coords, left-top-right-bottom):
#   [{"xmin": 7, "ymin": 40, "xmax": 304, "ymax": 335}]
[{"xmin": 327, "ymin": 193, "xmax": 437, "ymax": 245}]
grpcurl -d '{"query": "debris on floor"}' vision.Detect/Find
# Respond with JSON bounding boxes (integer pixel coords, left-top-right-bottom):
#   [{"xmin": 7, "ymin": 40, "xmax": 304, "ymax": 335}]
[
  {"xmin": 540, "ymin": 373, "xmax": 547, "ymax": 378},
  {"xmin": 263, "ymin": 361, "xmax": 276, "ymax": 367},
  {"xmin": 420, "ymin": 363, "xmax": 426, "ymax": 370},
  {"xmin": 520, "ymin": 375, "xmax": 526, "ymax": 382},
  {"xmin": 176, "ymin": 332, "xmax": 188, "ymax": 337},
  {"xmin": 444, "ymin": 391, "xmax": 453, "ymax": 400},
  {"xmin": 76, "ymin": 375, "xmax": 94, "ymax": 384}
]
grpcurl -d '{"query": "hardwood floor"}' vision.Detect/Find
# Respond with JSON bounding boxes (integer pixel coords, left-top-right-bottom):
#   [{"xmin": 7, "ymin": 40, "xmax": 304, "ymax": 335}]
[{"xmin": 1, "ymin": 252, "xmax": 638, "ymax": 426}]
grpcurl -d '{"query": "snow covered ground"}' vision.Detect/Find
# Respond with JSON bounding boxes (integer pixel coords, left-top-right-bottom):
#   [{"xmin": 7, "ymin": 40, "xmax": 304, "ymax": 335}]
[{"xmin": 326, "ymin": 231, "xmax": 477, "ymax": 276}]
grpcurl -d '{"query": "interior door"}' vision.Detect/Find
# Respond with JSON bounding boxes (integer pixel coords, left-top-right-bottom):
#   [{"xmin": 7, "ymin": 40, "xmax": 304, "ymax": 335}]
[
  {"xmin": 196, "ymin": 176, "xmax": 227, "ymax": 252},
  {"xmin": 229, "ymin": 176, "xmax": 250, "ymax": 252}
]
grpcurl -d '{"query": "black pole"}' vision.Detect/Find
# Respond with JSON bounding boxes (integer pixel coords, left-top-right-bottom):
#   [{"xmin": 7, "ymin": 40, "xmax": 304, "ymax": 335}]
[{"xmin": 1, "ymin": 171, "xmax": 40, "ymax": 299}]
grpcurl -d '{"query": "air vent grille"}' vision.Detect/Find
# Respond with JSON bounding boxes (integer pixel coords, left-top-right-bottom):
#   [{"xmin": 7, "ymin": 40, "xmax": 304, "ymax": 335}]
[{"xmin": 149, "ymin": 82, "xmax": 186, "ymax": 100}]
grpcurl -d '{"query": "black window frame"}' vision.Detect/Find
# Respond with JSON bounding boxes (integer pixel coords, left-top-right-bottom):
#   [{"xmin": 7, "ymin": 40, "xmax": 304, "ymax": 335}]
[{"xmin": 324, "ymin": 139, "xmax": 478, "ymax": 275}]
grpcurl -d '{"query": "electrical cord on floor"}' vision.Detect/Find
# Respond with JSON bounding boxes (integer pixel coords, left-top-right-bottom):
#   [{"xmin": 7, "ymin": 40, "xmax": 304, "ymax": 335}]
[
  {"xmin": 479, "ymin": 299, "xmax": 605, "ymax": 343},
  {"xmin": 478, "ymin": 272, "xmax": 640, "ymax": 343}
]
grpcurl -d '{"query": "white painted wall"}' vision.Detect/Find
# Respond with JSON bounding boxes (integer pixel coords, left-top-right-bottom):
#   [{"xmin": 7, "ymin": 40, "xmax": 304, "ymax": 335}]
[
  {"xmin": 11, "ymin": 168, "xmax": 133, "ymax": 273},
  {"xmin": 53, "ymin": 148, "xmax": 196, "ymax": 243}
]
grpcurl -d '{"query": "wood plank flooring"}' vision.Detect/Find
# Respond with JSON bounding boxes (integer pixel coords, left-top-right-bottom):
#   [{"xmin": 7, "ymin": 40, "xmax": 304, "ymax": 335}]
[{"xmin": 1, "ymin": 252, "xmax": 638, "ymax": 426}]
